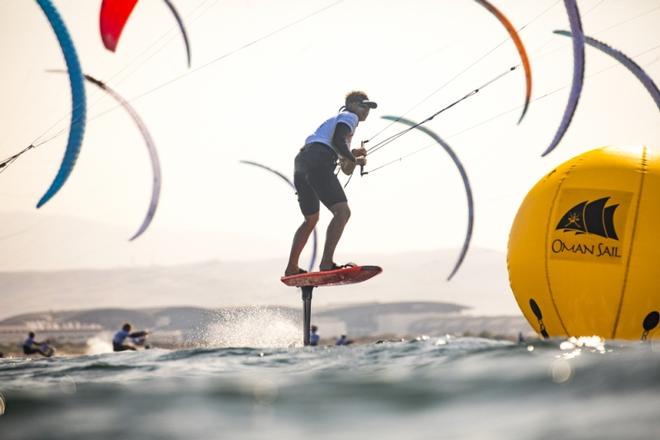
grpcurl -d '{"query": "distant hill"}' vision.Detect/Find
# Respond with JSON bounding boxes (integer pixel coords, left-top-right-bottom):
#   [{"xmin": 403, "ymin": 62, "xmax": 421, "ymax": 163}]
[
  {"xmin": 0, "ymin": 212, "xmax": 521, "ymax": 319},
  {"xmin": 0, "ymin": 249, "xmax": 519, "ymax": 320}
]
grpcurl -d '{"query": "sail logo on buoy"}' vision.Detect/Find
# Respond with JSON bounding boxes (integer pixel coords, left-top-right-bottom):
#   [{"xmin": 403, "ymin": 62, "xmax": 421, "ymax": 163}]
[
  {"xmin": 555, "ymin": 197, "xmax": 620, "ymax": 239},
  {"xmin": 550, "ymin": 190, "xmax": 632, "ymax": 264}
]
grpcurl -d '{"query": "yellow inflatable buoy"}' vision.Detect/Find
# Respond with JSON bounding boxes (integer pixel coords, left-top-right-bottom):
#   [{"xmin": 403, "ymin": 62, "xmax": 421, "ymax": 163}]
[{"xmin": 508, "ymin": 146, "xmax": 660, "ymax": 341}]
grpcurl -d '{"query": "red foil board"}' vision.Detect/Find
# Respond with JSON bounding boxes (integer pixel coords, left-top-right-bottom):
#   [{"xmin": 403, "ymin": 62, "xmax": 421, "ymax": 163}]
[{"xmin": 281, "ymin": 265, "xmax": 382, "ymax": 287}]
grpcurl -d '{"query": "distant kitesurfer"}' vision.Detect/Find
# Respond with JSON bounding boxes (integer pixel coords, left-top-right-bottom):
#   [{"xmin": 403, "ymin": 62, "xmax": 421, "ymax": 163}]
[
  {"xmin": 112, "ymin": 323, "xmax": 148, "ymax": 352},
  {"xmin": 22, "ymin": 332, "xmax": 53, "ymax": 357},
  {"xmin": 310, "ymin": 325, "xmax": 320, "ymax": 346},
  {"xmin": 285, "ymin": 91, "xmax": 376, "ymax": 276},
  {"xmin": 335, "ymin": 334, "xmax": 352, "ymax": 346}
]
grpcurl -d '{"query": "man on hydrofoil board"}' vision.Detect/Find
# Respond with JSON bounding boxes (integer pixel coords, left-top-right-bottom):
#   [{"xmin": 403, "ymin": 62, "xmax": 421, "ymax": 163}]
[
  {"xmin": 22, "ymin": 332, "xmax": 53, "ymax": 357},
  {"xmin": 112, "ymin": 323, "xmax": 149, "ymax": 352},
  {"xmin": 284, "ymin": 91, "xmax": 377, "ymax": 276}
]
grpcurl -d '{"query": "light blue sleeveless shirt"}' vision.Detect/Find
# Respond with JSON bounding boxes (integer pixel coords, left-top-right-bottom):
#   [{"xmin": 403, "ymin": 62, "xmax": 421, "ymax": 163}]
[
  {"xmin": 113, "ymin": 329, "xmax": 130, "ymax": 344},
  {"xmin": 304, "ymin": 111, "xmax": 359, "ymax": 153}
]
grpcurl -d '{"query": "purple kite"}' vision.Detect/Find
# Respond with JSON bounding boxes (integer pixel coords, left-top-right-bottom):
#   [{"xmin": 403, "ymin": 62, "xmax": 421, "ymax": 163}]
[
  {"xmin": 542, "ymin": 0, "xmax": 585, "ymax": 157},
  {"xmin": 554, "ymin": 30, "xmax": 660, "ymax": 110}
]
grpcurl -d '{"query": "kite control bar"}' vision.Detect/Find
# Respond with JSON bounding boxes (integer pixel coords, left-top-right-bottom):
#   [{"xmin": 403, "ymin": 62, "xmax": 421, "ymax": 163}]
[{"xmin": 359, "ymin": 140, "xmax": 368, "ymax": 176}]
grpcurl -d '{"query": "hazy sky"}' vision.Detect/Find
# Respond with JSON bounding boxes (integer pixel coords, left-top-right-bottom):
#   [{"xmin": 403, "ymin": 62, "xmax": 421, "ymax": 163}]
[{"xmin": 0, "ymin": 0, "xmax": 658, "ymax": 272}]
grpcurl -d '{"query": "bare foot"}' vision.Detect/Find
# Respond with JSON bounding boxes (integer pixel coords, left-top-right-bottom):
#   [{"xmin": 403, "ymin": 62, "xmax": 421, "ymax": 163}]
[
  {"xmin": 319, "ymin": 262, "xmax": 338, "ymax": 272},
  {"xmin": 284, "ymin": 267, "xmax": 307, "ymax": 277}
]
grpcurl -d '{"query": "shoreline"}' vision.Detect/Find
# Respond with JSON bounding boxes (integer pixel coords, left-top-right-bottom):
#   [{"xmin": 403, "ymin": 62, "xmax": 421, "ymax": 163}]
[{"xmin": 0, "ymin": 331, "xmax": 536, "ymax": 358}]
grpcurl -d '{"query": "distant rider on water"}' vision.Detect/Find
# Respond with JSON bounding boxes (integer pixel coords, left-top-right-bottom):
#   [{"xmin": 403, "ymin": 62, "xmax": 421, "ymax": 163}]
[
  {"xmin": 112, "ymin": 323, "xmax": 148, "ymax": 352},
  {"xmin": 22, "ymin": 331, "xmax": 52, "ymax": 357}
]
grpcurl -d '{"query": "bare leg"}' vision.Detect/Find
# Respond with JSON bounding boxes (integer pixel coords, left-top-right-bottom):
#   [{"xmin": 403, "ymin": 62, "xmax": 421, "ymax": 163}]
[
  {"xmin": 285, "ymin": 213, "xmax": 319, "ymax": 276},
  {"xmin": 320, "ymin": 202, "xmax": 350, "ymax": 271}
]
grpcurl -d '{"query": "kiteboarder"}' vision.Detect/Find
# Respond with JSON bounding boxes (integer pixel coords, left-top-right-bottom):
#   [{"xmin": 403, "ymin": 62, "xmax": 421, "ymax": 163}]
[
  {"xmin": 112, "ymin": 323, "xmax": 149, "ymax": 352},
  {"xmin": 22, "ymin": 332, "xmax": 53, "ymax": 357},
  {"xmin": 310, "ymin": 325, "xmax": 320, "ymax": 346},
  {"xmin": 284, "ymin": 91, "xmax": 377, "ymax": 276}
]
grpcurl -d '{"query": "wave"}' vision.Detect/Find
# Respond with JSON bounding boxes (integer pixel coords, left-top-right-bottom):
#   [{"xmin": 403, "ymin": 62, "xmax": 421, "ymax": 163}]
[{"xmin": 1, "ymin": 336, "xmax": 659, "ymax": 440}]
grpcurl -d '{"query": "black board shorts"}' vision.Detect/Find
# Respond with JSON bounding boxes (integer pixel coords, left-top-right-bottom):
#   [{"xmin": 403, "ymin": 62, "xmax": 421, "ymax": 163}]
[
  {"xmin": 294, "ymin": 143, "xmax": 347, "ymax": 216},
  {"xmin": 113, "ymin": 343, "xmax": 134, "ymax": 352},
  {"xmin": 23, "ymin": 346, "xmax": 38, "ymax": 355}
]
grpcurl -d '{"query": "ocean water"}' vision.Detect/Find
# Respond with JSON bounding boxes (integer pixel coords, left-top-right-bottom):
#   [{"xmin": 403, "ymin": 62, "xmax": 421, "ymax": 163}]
[{"xmin": 1, "ymin": 335, "xmax": 659, "ymax": 440}]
